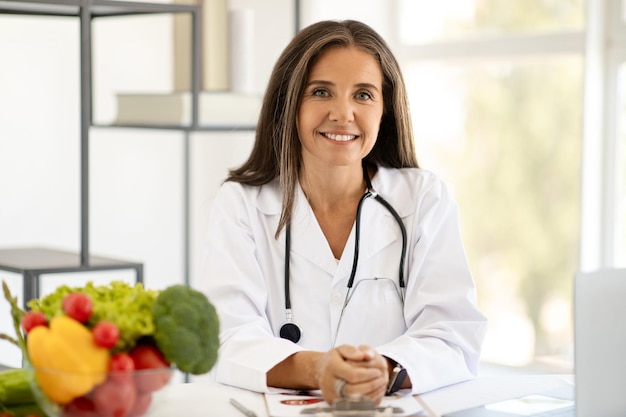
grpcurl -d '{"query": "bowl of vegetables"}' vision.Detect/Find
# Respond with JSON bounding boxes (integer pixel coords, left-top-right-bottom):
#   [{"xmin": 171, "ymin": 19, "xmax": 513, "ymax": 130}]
[
  {"xmin": 1, "ymin": 281, "xmax": 219, "ymax": 417},
  {"xmin": 26, "ymin": 362, "xmax": 174, "ymax": 417}
]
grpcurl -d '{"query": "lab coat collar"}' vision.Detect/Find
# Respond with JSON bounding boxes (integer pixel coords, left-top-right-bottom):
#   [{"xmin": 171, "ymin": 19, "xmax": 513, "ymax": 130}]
[
  {"xmin": 255, "ymin": 167, "xmax": 416, "ymax": 218},
  {"xmin": 254, "ymin": 168, "xmax": 415, "ymax": 277},
  {"xmin": 256, "ymin": 178, "xmax": 282, "ymax": 215},
  {"xmin": 256, "ymin": 178, "xmax": 337, "ymax": 274},
  {"xmin": 367, "ymin": 166, "xmax": 416, "ymax": 219},
  {"xmin": 288, "ymin": 195, "xmax": 403, "ymax": 279}
]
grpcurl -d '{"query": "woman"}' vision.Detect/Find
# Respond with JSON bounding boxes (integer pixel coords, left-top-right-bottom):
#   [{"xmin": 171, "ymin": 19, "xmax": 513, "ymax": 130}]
[{"xmin": 200, "ymin": 20, "xmax": 487, "ymax": 405}]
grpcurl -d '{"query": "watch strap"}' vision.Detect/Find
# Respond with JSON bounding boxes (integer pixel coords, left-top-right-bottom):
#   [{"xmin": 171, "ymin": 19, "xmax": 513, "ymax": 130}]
[{"xmin": 386, "ymin": 362, "xmax": 407, "ymax": 395}]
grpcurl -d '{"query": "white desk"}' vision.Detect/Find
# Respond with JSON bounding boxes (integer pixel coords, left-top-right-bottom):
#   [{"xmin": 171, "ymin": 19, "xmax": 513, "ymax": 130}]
[
  {"xmin": 417, "ymin": 374, "xmax": 574, "ymax": 416},
  {"xmin": 149, "ymin": 374, "xmax": 574, "ymax": 417},
  {"xmin": 149, "ymin": 382, "xmax": 266, "ymax": 417}
]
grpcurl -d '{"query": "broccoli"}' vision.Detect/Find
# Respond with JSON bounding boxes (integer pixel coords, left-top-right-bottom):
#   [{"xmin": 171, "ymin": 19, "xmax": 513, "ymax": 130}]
[{"xmin": 152, "ymin": 285, "xmax": 220, "ymax": 375}]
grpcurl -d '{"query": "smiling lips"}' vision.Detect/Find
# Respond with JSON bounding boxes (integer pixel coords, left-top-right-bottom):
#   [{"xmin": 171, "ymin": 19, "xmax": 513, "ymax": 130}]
[{"xmin": 321, "ymin": 132, "xmax": 358, "ymax": 142}]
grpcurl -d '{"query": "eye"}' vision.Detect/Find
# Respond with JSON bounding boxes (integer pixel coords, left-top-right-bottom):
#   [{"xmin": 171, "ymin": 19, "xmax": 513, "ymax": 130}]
[
  {"xmin": 312, "ymin": 88, "xmax": 330, "ymax": 97},
  {"xmin": 355, "ymin": 91, "xmax": 373, "ymax": 100}
]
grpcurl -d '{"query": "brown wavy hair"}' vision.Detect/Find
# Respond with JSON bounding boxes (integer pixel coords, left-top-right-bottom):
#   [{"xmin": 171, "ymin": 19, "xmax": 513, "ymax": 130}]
[{"xmin": 226, "ymin": 19, "xmax": 418, "ymax": 237}]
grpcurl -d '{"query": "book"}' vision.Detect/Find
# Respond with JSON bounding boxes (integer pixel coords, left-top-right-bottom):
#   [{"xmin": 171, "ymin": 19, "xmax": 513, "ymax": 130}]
[{"xmin": 114, "ymin": 91, "xmax": 262, "ymax": 127}]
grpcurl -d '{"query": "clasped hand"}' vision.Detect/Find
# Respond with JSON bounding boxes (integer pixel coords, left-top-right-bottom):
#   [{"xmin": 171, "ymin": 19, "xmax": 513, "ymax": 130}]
[{"xmin": 317, "ymin": 344, "xmax": 388, "ymax": 405}]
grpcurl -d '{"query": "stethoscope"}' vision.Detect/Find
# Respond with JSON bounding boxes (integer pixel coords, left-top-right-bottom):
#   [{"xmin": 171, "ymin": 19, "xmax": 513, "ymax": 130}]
[{"xmin": 279, "ymin": 165, "xmax": 408, "ymax": 343}]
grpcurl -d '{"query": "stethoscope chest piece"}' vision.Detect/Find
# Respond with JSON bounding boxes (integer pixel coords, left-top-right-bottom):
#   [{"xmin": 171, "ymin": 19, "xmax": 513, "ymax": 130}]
[{"xmin": 279, "ymin": 321, "xmax": 301, "ymax": 343}]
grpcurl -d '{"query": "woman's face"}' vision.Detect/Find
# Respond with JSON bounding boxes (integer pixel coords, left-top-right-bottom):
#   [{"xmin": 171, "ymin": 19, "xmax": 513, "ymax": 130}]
[{"xmin": 297, "ymin": 46, "xmax": 384, "ymax": 171}]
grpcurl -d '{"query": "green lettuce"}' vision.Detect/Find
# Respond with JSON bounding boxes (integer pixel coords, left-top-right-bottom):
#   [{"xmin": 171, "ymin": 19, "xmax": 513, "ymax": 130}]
[{"xmin": 28, "ymin": 281, "xmax": 158, "ymax": 352}]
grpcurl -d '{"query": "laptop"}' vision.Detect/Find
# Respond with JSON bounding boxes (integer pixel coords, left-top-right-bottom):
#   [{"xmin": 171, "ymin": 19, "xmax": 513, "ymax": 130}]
[{"xmin": 444, "ymin": 268, "xmax": 626, "ymax": 417}]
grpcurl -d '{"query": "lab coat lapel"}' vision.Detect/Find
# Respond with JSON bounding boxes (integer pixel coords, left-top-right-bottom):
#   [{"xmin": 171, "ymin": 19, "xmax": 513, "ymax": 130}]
[
  {"xmin": 287, "ymin": 181, "xmax": 404, "ymax": 278},
  {"xmin": 288, "ymin": 187, "xmax": 339, "ymax": 276},
  {"xmin": 336, "ymin": 197, "xmax": 400, "ymax": 279}
]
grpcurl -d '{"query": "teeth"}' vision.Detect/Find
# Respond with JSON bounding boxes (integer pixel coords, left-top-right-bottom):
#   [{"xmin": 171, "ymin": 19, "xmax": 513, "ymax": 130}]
[{"xmin": 323, "ymin": 133, "xmax": 357, "ymax": 141}]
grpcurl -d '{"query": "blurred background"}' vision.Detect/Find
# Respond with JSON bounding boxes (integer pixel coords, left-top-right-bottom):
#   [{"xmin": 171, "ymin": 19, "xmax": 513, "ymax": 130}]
[{"xmin": 1, "ymin": 0, "xmax": 624, "ymax": 375}]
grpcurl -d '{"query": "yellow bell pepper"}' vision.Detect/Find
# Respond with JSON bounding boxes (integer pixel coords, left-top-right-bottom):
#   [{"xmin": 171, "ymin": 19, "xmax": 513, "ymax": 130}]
[{"xmin": 27, "ymin": 315, "xmax": 110, "ymax": 404}]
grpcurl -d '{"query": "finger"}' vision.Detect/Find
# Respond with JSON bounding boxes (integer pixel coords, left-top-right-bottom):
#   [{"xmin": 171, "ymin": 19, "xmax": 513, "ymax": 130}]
[
  {"xmin": 330, "ymin": 347, "xmax": 382, "ymax": 381},
  {"xmin": 342, "ymin": 375, "xmax": 387, "ymax": 404},
  {"xmin": 347, "ymin": 355, "xmax": 384, "ymax": 368},
  {"xmin": 356, "ymin": 345, "xmax": 377, "ymax": 360},
  {"xmin": 347, "ymin": 351, "xmax": 388, "ymax": 375},
  {"xmin": 318, "ymin": 347, "xmax": 388, "ymax": 404},
  {"xmin": 317, "ymin": 349, "xmax": 360, "ymax": 404},
  {"xmin": 341, "ymin": 361, "xmax": 384, "ymax": 384},
  {"xmin": 335, "ymin": 344, "xmax": 369, "ymax": 361},
  {"xmin": 319, "ymin": 354, "xmax": 380, "ymax": 404},
  {"xmin": 365, "ymin": 382, "xmax": 388, "ymax": 405}
]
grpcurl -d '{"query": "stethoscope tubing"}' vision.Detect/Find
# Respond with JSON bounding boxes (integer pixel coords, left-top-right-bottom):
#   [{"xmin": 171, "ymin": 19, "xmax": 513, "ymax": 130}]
[{"xmin": 281, "ymin": 166, "xmax": 408, "ymax": 344}]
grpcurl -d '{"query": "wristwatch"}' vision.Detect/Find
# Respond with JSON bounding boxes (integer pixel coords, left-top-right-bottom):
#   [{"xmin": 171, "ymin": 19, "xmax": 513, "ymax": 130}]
[{"xmin": 386, "ymin": 361, "xmax": 407, "ymax": 395}]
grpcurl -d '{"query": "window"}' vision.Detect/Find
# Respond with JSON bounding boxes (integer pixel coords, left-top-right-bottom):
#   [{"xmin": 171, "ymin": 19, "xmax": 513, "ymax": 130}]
[
  {"xmin": 398, "ymin": 0, "xmax": 584, "ymax": 43},
  {"xmin": 396, "ymin": 0, "xmax": 586, "ymax": 369}
]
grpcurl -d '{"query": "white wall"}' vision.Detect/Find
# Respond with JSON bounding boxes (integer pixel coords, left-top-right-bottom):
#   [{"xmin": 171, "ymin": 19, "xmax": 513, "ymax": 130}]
[{"xmin": 0, "ymin": 0, "xmax": 390, "ymax": 367}]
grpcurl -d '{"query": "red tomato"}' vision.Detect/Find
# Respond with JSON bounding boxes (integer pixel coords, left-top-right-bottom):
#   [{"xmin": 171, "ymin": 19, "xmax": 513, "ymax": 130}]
[
  {"xmin": 129, "ymin": 345, "xmax": 171, "ymax": 394},
  {"xmin": 129, "ymin": 345, "xmax": 170, "ymax": 370},
  {"xmin": 62, "ymin": 396, "xmax": 98, "ymax": 417},
  {"xmin": 21, "ymin": 311, "xmax": 47, "ymax": 332},
  {"xmin": 92, "ymin": 321, "xmax": 120, "ymax": 348},
  {"xmin": 62, "ymin": 293, "xmax": 93, "ymax": 322},
  {"xmin": 109, "ymin": 353, "xmax": 135, "ymax": 383},
  {"xmin": 128, "ymin": 393, "xmax": 152, "ymax": 417},
  {"xmin": 92, "ymin": 379, "xmax": 137, "ymax": 417}
]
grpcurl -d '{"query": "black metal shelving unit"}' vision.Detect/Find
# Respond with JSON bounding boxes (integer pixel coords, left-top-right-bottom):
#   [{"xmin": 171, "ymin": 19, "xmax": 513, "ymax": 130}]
[
  {"xmin": 0, "ymin": 0, "xmax": 300, "ymax": 308},
  {"xmin": 0, "ymin": 0, "xmax": 201, "ymax": 307}
]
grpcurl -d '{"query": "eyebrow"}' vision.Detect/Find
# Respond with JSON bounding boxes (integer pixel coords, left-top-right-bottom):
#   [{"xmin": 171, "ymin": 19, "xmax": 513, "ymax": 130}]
[{"xmin": 306, "ymin": 80, "xmax": 381, "ymax": 93}]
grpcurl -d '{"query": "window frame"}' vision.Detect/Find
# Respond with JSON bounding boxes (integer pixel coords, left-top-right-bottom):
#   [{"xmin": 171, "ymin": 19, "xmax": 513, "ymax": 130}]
[
  {"xmin": 581, "ymin": 0, "xmax": 625, "ymax": 269},
  {"xmin": 390, "ymin": 0, "xmax": 624, "ymax": 272}
]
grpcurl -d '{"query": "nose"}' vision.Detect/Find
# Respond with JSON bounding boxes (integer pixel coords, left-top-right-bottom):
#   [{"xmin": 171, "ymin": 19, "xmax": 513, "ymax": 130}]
[{"xmin": 328, "ymin": 97, "xmax": 354, "ymax": 123}]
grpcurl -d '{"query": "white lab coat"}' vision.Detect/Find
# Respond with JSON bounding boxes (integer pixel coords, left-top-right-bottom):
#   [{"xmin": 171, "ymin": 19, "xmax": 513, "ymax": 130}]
[{"xmin": 199, "ymin": 167, "xmax": 487, "ymax": 394}]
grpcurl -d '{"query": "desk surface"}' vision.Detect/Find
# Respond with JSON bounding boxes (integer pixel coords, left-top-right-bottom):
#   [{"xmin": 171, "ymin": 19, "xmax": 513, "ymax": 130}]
[
  {"xmin": 149, "ymin": 382, "xmax": 266, "ymax": 417},
  {"xmin": 148, "ymin": 374, "xmax": 574, "ymax": 417}
]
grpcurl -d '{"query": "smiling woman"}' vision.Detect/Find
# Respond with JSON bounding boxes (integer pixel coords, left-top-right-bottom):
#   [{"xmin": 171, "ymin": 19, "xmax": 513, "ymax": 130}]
[
  {"xmin": 197, "ymin": 19, "xmax": 487, "ymax": 406},
  {"xmin": 298, "ymin": 47, "xmax": 384, "ymax": 172}
]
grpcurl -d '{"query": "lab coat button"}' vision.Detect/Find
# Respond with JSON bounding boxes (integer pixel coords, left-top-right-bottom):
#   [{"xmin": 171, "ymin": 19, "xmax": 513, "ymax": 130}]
[{"xmin": 330, "ymin": 291, "xmax": 343, "ymax": 305}]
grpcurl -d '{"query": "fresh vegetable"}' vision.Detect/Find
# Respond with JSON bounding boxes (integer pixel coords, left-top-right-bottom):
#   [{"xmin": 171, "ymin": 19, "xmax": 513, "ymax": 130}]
[
  {"xmin": 0, "ymin": 369, "xmax": 34, "ymax": 406},
  {"xmin": 0, "ymin": 401, "xmax": 46, "ymax": 417},
  {"xmin": 20, "ymin": 312, "xmax": 47, "ymax": 333},
  {"xmin": 62, "ymin": 293, "xmax": 93, "ymax": 323},
  {"xmin": 1, "ymin": 282, "xmax": 27, "ymax": 357},
  {"xmin": 0, "ymin": 283, "xmax": 36, "ymax": 414},
  {"xmin": 92, "ymin": 378, "xmax": 136, "ymax": 417},
  {"xmin": 152, "ymin": 284, "xmax": 220, "ymax": 374},
  {"xmin": 1, "ymin": 280, "xmax": 220, "ymax": 415},
  {"xmin": 129, "ymin": 345, "xmax": 169, "ymax": 371},
  {"xmin": 0, "ymin": 368, "xmax": 44, "ymax": 417},
  {"xmin": 129, "ymin": 345, "xmax": 171, "ymax": 394},
  {"xmin": 28, "ymin": 282, "xmax": 158, "ymax": 352},
  {"xmin": 108, "ymin": 353, "xmax": 134, "ymax": 384},
  {"xmin": 27, "ymin": 316, "xmax": 109, "ymax": 404},
  {"xmin": 92, "ymin": 321, "xmax": 119, "ymax": 349},
  {"xmin": 62, "ymin": 396, "xmax": 97, "ymax": 417}
]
